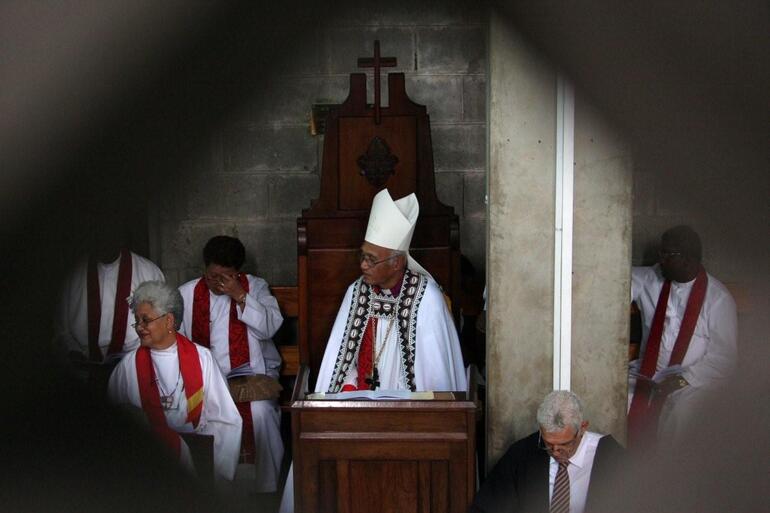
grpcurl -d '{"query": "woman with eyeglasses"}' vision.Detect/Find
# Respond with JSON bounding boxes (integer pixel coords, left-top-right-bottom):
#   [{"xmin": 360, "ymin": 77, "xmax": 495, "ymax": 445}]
[{"xmin": 108, "ymin": 280, "xmax": 242, "ymax": 481}]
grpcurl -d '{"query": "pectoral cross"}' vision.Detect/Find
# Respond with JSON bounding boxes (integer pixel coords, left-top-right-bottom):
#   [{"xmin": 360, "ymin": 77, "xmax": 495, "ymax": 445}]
[
  {"xmin": 357, "ymin": 40, "xmax": 397, "ymax": 125},
  {"xmin": 160, "ymin": 395, "xmax": 174, "ymax": 410},
  {"xmin": 365, "ymin": 367, "xmax": 380, "ymax": 390}
]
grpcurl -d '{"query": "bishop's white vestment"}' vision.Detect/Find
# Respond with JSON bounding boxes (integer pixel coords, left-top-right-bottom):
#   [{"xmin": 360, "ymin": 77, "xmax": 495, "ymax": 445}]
[
  {"xmin": 317, "ymin": 270, "xmax": 467, "ymax": 393},
  {"xmin": 108, "ymin": 341, "xmax": 242, "ymax": 480},
  {"xmin": 280, "ymin": 270, "xmax": 467, "ymax": 513},
  {"xmin": 178, "ymin": 274, "xmax": 284, "ymax": 492}
]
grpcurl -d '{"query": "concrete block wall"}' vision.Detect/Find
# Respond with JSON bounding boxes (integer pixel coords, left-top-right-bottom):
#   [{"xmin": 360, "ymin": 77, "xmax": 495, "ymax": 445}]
[{"xmin": 153, "ymin": 0, "xmax": 487, "ymax": 287}]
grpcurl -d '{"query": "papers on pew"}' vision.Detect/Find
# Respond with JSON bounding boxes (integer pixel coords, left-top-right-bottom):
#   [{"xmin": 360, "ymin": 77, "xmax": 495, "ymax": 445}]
[
  {"xmin": 227, "ymin": 362, "xmax": 256, "ymax": 379},
  {"xmin": 305, "ymin": 390, "xmax": 435, "ymax": 400},
  {"xmin": 629, "ymin": 363, "xmax": 684, "ymax": 384}
]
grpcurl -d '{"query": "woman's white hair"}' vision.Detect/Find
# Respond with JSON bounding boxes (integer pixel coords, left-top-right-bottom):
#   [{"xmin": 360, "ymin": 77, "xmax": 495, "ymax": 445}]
[
  {"xmin": 536, "ymin": 390, "xmax": 584, "ymax": 433},
  {"xmin": 129, "ymin": 280, "xmax": 184, "ymax": 330}
]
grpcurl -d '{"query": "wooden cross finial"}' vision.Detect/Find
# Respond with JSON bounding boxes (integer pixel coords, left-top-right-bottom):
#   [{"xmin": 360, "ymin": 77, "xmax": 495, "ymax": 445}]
[{"xmin": 357, "ymin": 40, "xmax": 397, "ymax": 124}]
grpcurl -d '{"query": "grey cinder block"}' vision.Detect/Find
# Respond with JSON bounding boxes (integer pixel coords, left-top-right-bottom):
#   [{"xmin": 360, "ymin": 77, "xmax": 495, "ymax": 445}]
[
  {"xmin": 434, "ymin": 172, "xmax": 464, "ymax": 212},
  {"xmin": 416, "ymin": 26, "xmax": 485, "ymax": 73},
  {"xmin": 222, "ymin": 126, "xmax": 316, "ymax": 173},
  {"xmin": 463, "ymin": 171, "xmax": 486, "ymax": 218},
  {"xmin": 269, "ymin": 175, "xmax": 321, "ymax": 219},
  {"xmin": 406, "ymin": 76, "xmax": 463, "ymax": 122},
  {"xmin": 463, "ymin": 75, "xmax": 486, "ymax": 122},
  {"xmin": 185, "ymin": 173, "xmax": 269, "ymax": 220},
  {"xmin": 432, "ymin": 124, "xmax": 485, "ymax": 171}
]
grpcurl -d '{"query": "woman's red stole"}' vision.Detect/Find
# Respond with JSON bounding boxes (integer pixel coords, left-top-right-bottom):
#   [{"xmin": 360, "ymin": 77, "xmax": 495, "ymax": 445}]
[{"xmin": 135, "ymin": 333, "xmax": 204, "ymax": 456}]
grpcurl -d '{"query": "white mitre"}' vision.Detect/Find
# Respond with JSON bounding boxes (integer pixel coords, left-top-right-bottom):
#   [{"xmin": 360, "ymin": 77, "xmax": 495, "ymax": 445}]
[{"xmin": 364, "ymin": 189, "xmax": 431, "ymax": 278}]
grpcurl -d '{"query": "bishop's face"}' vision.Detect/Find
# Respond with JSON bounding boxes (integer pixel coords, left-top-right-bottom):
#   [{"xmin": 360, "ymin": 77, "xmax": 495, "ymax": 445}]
[{"xmin": 359, "ymin": 241, "xmax": 404, "ymax": 290}]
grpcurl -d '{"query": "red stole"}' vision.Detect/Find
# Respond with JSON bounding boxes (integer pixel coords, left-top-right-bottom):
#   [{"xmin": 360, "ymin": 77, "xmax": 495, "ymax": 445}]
[
  {"xmin": 190, "ymin": 274, "xmax": 256, "ymax": 462},
  {"xmin": 348, "ymin": 276, "xmax": 404, "ymax": 391},
  {"xmin": 135, "ymin": 333, "xmax": 204, "ymax": 456},
  {"xmin": 87, "ymin": 248, "xmax": 132, "ymax": 362},
  {"xmin": 355, "ymin": 317, "xmax": 378, "ymax": 390},
  {"xmin": 627, "ymin": 268, "xmax": 708, "ymax": 447}
]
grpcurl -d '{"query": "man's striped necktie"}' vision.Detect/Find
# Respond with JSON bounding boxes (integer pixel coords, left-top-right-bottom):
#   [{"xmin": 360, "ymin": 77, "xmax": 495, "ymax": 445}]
[{"xmin": 550, "ymin": 461, "xmax": 570, "ymax": 513}]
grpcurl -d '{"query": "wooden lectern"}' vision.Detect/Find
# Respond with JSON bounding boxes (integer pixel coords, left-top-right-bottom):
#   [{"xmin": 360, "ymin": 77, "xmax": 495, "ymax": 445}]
[
  {"xmin": 290, "ymin": 41, "xmax": 474, "ymax": 512},
  {"xmin": 291, "ymin": 368, "xmax": 476, "ymax": 513}
]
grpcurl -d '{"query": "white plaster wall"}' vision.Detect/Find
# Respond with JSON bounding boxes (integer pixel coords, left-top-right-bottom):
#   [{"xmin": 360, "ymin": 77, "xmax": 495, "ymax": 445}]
[
  {"xmin": 487, "ymin": 11, "xmax": 633, "ymax": 466},
  {"xmin": 571, "ymin": 96, "xmax": 632, "ymax": 440},
  {"xmin": 487, "ymin": 11, "xmax": 556, "ymax": 465}
]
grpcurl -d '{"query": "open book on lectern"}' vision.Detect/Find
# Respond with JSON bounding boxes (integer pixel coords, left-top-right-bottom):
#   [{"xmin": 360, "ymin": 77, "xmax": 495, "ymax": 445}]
[{"xmin": 305, "ymin": 390, "xmax": 436, "ymax": 400}]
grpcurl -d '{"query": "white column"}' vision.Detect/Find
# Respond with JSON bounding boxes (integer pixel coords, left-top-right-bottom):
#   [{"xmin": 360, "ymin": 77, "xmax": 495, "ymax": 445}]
[{"xmin": 553, "ymin": 74, "xmax": 575, "ymax": 391}]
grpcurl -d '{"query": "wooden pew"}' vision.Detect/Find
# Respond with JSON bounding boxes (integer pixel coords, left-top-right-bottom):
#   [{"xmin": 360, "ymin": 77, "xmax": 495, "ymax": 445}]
[{"xmin": 271, "ymin": 285, "xmax": 300, "ymax": 411}]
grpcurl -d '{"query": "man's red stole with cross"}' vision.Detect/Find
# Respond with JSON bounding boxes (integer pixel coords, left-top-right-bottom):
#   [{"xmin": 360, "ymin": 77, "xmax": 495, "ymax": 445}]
[
  {"xmin": 191, "ymin": 274, "xmax": 256, "ymax": 463},
  {"xmin": 627, "ymin": 268, "xmax": 708, "ymax": 447},
  {"xmin": 135, "ymin": 333, "xmax": 204, "ymax": 456},
  {"xmin": 87, "ymin": 248, "xmax": 132, "ymax": 361}
]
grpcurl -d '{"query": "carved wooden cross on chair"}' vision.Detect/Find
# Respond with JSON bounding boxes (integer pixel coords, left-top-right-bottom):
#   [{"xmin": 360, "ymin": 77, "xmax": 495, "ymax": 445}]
[{"xmin": 357, "ymin": 40, "xmax": 397, "ymax": 125}]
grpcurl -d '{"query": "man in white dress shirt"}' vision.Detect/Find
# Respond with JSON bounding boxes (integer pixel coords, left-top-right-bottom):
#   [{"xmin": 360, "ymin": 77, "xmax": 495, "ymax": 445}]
[
  {"xmin": 471, "ymin": 390, "xmax": 623, "ymax": 513},
  {"xmin": 627, "ymin": 225, "xmax": 737, "ymax": 447},
  {"xmin": 178, "ymin": 235, "xmax": 284, "ymax": 493}
]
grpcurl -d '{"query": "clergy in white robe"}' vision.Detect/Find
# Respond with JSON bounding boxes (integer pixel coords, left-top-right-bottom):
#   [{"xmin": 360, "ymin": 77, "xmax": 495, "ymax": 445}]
[
  {"xmin": 628, "ymin": 226, "xmax": 737, "ymax": 447},
  {"xmin": 108, "ymin": 280, "xmax": 242, "ymax": 481},
  {"xmin": 317, "ymin": 189, "xmax": 466, "ymax": 393},
  {"xmin": 316, "ymin": 269, "xmax": 466, "ymax": 393},
  {"xmin": 55, "ymin": 249, "xmax": 165, "ymax": 362},
  {"xmin": 178, "ymin": 235, "xmax": 284, "ymax": 493},
  {"xmin": 279, "ymin": 189, "xmax": 466, "ymax": 513}
]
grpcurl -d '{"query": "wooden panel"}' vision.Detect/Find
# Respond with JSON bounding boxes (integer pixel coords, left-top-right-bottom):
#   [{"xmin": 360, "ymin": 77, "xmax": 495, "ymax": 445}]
[
  {"xmin": 307, "ymin": 249, "xmax": 361, "ymax": 384},
  {"xmin": 300, "ymin": 410, "xmax": 468, "ymax": 433},
  {"xmin": 311, "ymin": 440, "xmax": 456, "ymax": 461},
  {"xmin": 278, "ymin": 346, "xmax": 299, "ymax": 376},
  {"xmin": 449, "ymin": 444, "xmax": 468, "ymax": 513},
  {"xmin": 334, "ymin": 460, "xmax": 350, "ymax": 513},
  {"xmin": 306, "ymin": 218, "xmax": 368, "ymax": 248},
  {"xmin": 272, "ymin": 286, "xmax": 298, "ymax": 317},
  {"xmin": 418, "ymin": 461, "xmax": 432, "ymax": 513},
  {"xmin": 411, "ymin": 216, "xmax": 452, "ymax": 246},
  {"xmin": 339, "ymin": 116, "xmax": 417, "ymax": 211},
  {"xmin": 431, "ymin": 460, "xmax": 449, "ymax": 513},
  {"xmin": 292, "ymin": 398, "xmax": 475, "ymax": 513},
  {"xmin": 318, "ymin": 460, "xmax": 338, "ymax": 513},
  {"xmin": 350, "ymin": 461, "xmax": 419, "ymax": 513}
]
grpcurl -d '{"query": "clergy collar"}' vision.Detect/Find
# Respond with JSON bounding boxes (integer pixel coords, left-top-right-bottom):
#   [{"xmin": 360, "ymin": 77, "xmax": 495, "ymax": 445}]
[{"xmin": 372, "ymin": 270, "xmax": 405, "ymax": 297}]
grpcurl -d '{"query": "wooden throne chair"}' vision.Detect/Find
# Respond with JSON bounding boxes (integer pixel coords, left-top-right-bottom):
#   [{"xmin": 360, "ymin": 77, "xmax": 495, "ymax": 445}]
[{"xmin": 286, "ymin": 41, "xmax": 474, "ymax": 513}]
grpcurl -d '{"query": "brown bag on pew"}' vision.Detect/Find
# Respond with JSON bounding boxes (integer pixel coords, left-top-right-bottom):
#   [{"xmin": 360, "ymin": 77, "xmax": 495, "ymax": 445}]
[{"xmin": 228, "ymin": 374, "xmax": 283, "ymax": 402}]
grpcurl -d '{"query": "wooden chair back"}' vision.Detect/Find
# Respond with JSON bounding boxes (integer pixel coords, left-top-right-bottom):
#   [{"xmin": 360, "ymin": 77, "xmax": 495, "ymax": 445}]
[
  {"xmin": 296, "ymin": 47, "xmax": 461, "ymax": 389},
  {"xmin": 272, "ymin": 286, "xmax": 300, "ymax": 410}
]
